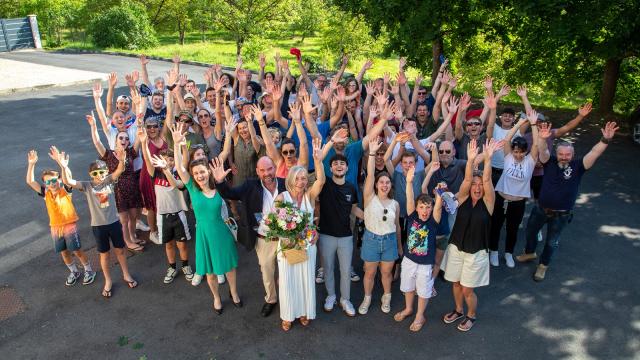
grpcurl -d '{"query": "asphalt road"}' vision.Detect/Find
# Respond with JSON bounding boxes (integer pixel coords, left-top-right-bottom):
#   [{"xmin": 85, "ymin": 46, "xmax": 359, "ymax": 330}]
[{"xmin": 0, "ymin": 51, "xmax": 639, "ymax": 360}]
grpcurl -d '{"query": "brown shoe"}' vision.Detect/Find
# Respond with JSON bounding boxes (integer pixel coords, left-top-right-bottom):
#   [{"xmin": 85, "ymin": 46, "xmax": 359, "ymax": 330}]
[
  {"xmin": 517, "ymin": 253, "xmax": 538, "ymax": 263},
  {"xmin": 299, "ymin": 316, "xmax": 310, "ymax": 326},
  {"xmin": 533, "ymin": 264, "xmax": 548, "ymax": 282},
  {"xmin": 281, "ymin": 320, "xmax": 292, "ymax": 332}
]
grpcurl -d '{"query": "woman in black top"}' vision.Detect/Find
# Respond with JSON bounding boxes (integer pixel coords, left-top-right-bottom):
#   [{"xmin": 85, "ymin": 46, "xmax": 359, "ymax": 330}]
[{"xmin": 441, "ymin": 138, "xmax": 502, "ymax": 332}]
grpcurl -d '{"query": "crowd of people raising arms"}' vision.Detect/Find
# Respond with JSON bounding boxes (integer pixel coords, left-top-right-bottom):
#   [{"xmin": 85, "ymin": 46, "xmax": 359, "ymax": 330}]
[{"xmin": 27, "ymin": 52, "xmax": 619, "ymax": 333}]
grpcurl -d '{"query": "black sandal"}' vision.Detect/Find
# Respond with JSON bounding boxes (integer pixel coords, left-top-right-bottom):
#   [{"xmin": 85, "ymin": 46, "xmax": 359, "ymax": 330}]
[
  {"xmin": 102, "ymin": 287, "xmax": 112, "ymax": 298},
  {"xmin": 443, "ymin": 310, "xmax": 465, "ymax": 324},
  {"xmin": 457, "ymin": 316, "xmax": 477, "ymax": 332},
  {"xmin": 125, "ymin": 279, "xmax": 138, "ymax": 289}
]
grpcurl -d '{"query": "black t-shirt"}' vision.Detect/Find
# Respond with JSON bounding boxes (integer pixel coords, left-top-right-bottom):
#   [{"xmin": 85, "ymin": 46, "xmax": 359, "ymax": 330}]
[
  {"xmin": 449, "ymin": 198, "xmax": 490, "ymax": 254},
  {"xmin": 539, "ymin": 156, "xmax": 586, "ymax": 210},
  {"xmin": 145, "ymin": 106, "xmax": 167, "ymax": 124},
  {"xmin": 404, "ymin": 211, "xmax": 439, "ymax": 265},
  {"xmin": 318, "ymin": 178, "xmax": 358, "ymax": 237}
]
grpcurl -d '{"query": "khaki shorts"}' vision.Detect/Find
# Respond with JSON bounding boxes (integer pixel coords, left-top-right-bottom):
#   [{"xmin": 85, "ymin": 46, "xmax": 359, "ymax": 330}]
[{"xmin": 442, "ymin": 244, "xmax": 489, "ymax": 288}]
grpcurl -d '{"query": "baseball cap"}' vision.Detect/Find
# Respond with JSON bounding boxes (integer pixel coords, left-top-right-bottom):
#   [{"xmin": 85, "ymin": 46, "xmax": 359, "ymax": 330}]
[
  {"xmin": 183, "ymin": 93, "xmax": 196, "ymax": 102},
  {"xmin": 116, "ymin": 95, "xmax": 131, "ymax": 103}
]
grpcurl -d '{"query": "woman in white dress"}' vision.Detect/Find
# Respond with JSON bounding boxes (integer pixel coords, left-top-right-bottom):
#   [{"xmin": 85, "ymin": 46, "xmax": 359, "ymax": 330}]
[{"xmin": 274, "ymin": 138, "xmax": 326, "ymax": 331}]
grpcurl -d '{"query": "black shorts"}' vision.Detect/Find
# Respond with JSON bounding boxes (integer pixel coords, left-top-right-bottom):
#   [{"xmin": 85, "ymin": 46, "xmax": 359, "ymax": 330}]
[
  {"xmin": 158, "ymin": 211, "xmax": 191, "ymax": 243},
  {"xmin": 92, "ymin": 221, "xmax": 125, "ymax": 253}
]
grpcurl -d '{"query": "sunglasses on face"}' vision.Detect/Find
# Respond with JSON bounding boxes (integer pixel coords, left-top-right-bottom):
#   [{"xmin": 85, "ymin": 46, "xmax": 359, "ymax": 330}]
[
  {"xmin": 198, "ymin": 113, "xmax": 210, "ymax": 118},
  {"xmin": 118, "ymin": 136, "xmax": 129, "ymax": 141},
  {"xmin": 439, "ymin": 149, "xmax": 452, "ymax": 154},
  {"xmin": 44, "ymin": 178, "xmax": 58, "ymax": 185},
  {"xmin": 466, "ymin": 122, "xmax": 481, "ymax": 127},
  {"xmin": 382, "ymin": 208, "xmax": 389, "ymax": 222},
  {"xmin": 375, "ymin": 152, "xmax": 385, "ymax": 157},
  {"xmin": 146, "ymin": 124, "xmax": 159, "ymax": 129},
  {"xmin": 179, "ymin": 118, "xmax": 193, "ymax": 124},
  {"xmin": 418, "ymin": 92, "xmax": 427, "ymax": 95},
  {"xmin": 282, "ymin": 149, "xmax": 296, "ymax": 156},
  {"xmin": 90, "ymin": 169, "xmax": 108, "ymax": 177}
]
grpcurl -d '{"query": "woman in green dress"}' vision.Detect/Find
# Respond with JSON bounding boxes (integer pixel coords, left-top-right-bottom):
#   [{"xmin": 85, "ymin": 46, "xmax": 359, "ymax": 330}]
[{"xmin": 170, "ymin": 122, "xmax": 241, "ymax": 315}]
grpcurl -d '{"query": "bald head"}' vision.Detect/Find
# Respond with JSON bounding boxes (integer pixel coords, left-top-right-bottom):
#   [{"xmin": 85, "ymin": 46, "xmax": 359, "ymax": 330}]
[
  {"xmin": 438, "ymin": 140, "xmax": 455, "ymax": 166},
  {"xmin": 256, "ymin": 156, "xmax": 276, "ymax": 185}
]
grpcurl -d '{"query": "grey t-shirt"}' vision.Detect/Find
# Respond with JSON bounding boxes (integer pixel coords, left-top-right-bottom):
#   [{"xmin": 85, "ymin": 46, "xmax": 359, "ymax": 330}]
[
  {"xmin": 80, "ymin": 176, "xmax": 119, "ymax": 226},
  {"xmin": 393, "ymin": 169, "xmax": 425, "ymax": 218}
]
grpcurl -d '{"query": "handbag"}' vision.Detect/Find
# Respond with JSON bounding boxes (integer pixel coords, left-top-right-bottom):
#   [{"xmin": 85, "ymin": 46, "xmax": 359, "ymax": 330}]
[
  {"xmin": 283, "ymin": 248, "xmax": 308, "ymax": 265},
  {"xmin": 220, "ymin": 200, "xmax": 238, "ymax": 242}
]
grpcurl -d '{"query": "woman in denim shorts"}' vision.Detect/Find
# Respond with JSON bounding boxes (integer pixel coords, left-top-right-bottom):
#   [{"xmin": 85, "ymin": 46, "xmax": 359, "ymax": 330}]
[{"xmin": 358, "ymin": 139, "xmax": 401, "ymax": 316}]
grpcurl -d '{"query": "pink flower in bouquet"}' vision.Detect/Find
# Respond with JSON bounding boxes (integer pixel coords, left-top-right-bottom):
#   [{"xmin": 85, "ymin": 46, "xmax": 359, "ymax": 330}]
[{"xmin": 286, "ymin": 222, "xmax": 296, "ymax": 230}]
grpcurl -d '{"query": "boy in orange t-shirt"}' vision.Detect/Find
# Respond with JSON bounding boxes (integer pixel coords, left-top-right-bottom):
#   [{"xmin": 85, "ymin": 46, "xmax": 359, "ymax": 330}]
[{"xmin": 26, "ymin": 149, "xmax": 95, "ymax": 286}]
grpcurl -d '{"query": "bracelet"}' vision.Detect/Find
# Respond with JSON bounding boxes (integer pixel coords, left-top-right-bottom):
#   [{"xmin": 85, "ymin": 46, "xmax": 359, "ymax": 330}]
[
  {"xmin": 600, "ymin": 137, "xmax": 610, "ymax": 144},
  {"xmin": 369, "ymin": 153, "xmax": 376, "ymax": 156}
]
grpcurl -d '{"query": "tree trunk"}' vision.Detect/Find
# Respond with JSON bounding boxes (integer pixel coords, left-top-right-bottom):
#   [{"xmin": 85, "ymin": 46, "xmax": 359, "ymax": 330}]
[
  {"xmin": 599, "ymin": 57, "xmax": 622, "ymax": 115},
  {"xmin": 236, "ymin": 37, "xmax": 244, "ymax": 56},
  {"xmin": 431, "ymin": 37, "xmax": 444, "ymax": 85}
]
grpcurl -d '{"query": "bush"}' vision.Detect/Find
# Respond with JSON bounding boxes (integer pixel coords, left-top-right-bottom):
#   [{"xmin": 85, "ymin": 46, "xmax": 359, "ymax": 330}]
[{"xmin": 87, "ymin": 1, "xmax": 158, "ymax": 49}]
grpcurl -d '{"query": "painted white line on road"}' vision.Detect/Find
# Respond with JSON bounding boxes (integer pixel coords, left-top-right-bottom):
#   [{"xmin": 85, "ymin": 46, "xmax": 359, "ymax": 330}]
[
  {"xmin": 0, "ymin": 220, "xmax": 46, "ymax": 252},
  {"xmin": 0, "ymin": 234, "xmax": 50, "ymax": 275}
]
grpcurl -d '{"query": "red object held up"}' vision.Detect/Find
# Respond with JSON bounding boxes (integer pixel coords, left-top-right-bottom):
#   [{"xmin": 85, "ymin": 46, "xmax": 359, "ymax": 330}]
[{"xmin": 290, "ymin": 48, "xmax": 301, "ymax": 61}]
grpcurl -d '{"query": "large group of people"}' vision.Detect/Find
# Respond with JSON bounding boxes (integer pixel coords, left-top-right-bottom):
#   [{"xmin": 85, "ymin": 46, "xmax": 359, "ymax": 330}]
[{"xmin": 27, "ymin": 53, "xmax": 618, "ymax": 332}]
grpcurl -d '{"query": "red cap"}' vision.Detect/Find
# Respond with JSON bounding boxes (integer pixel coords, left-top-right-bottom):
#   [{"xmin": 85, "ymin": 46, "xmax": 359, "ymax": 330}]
[{"xmin": 290, "ymin": 48, "xmax": 301, "ymax": 61}]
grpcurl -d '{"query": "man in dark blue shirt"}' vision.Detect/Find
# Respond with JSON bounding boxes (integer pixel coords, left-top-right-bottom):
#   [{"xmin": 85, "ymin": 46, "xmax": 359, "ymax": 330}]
[{"xmin": 517, "ymin": 122, "xmax": 619, "ymax": 281}]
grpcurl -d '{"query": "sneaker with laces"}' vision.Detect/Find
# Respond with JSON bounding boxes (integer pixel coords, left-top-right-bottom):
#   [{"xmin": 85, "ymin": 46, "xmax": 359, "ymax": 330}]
[
  {"xmin": 217, "ymin": 274, "xmax": 226, "ymax": 284},
  {"xmin": 350, "ymin": 268, "xmax": 361, "ymax": 282},
  {"xmin": 65, "ymin": 272, "xmax": 80, "ymax": 286},
  {"xmin": 315, "ymin": 267, "xmax": 325, "ymax": 284},
  {"xmin": 517, "ymin": 253, "xmax": 538, "ymax": 263},
  {"xmin": 340, "ymin": 299, "xmax": 356, "ymax": 317},
  {"xmin": 164, "ymin": 267, "xmax": 178, "ymax": 284},
  {"xmin": 381, "ymin": 293, "xmax": 392, "ymax": 313},
  {"xmin": 358, "ymin": 295, "xmax": 371, "ymax": 315},
  {"xmin": 136, "ymin": 220, "xmax": 150, "ymax": 231},
  {"xmin": 504, "ymin": 253, "xmax": 515, "ymax": 268},
  {"xmin": 191, "ymin": 273, "xmax": 202, "ymax": 286},
  {"xmin": 324, "ymin": 295, "xmax": 337, "ymax": 312},
  {"xmin": 149, "ymin": 231, "xmax": 161, "ymax": 245},
  {"xmin": 490, "ymin": 251, "xmax": 499, "ymax": 267},
  {"xmin": 182, "ymin": 265, "xmax": 194, "ymax": 281},
  {"xmin": 82, "ymin": 271, "xmax": 96, "ymax": 285}
]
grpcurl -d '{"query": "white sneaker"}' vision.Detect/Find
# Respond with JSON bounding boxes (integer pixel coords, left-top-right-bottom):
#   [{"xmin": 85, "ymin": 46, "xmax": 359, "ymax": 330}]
[
  {"xmin": 181, "ymin": 265, "xmax": 194, "ymax": 281},
  {"xmin": 191, "ymin": 273, "xmax": 202, "ymax": 286},
  {"xmin": 381, "ymin": 293, "xmax": 392, "ymax": 313},
  {"xmin": 340, "ymin": 299, "xmax": 356, "ymax": 317},
  {"xmin": 217, "ymin": 274, "xmax": 226, "ymax": 284},
  {"xmin": 149, "ymin": 231, "xmax": 160, "ymax": 245},
  {"xmin": 490, "ymin": 251, "xmax": 499, "ymax": 267},
  {"xmin": 350, "ymin": 267, "xmax": 361, "ymax": 282},
  {"xmin": 324, "ymin": 295, "xmax": 336, "ymax": 312},
  {"xmin": 136, "ymin": 220, "xmax": 150, "ymax": 231},
  {"xmin": 537, "ymin": 230, "xmax": 543, "ymax": 242},
  {"xmin": 164, "ymin": 267, "xmax": 178, "ymax": 284},
  {"xmin": 504, "ymin": 253, "xmax": 515, "ymax": 268},
  {"xmin": 358, "ymin": 295, "xmax": 371, "ymax": 315},
  {"xmin": 315, "ymin": 267, "xmax": 325, "ymax": 284}
]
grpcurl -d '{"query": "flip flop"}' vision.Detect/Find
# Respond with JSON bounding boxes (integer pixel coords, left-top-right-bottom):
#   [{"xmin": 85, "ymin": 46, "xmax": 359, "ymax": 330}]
[
  {"xmin": 126, "ymin": 244, "xmax": 144, "ymax": 252},
  {"xmin": 102, "ymin": 287, "xmax": 112, "ymax": 298},
  {"xmin": 443, "ymin": 310, "xmax": 465, "ymax": 324},
  {"xmin": 457, "ymin": 317, "xmax": 476, "ymax": 332},
  {"xmin": 125, "ymin": 278, "xmax": 138, "ymax": 289},
  {"xmin": 394, "ymin": 311, "xmax": 412, "ymax": 322},
  {"xmin": 410, "ymin": 320, "xmax": 426, "ymax": 332}
]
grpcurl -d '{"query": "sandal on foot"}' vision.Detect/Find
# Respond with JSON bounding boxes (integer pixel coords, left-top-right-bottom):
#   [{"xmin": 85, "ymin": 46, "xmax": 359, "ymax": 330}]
[
  {"xmin": 457, "ymin": 316, "xmax": 476, "ymax": 332},
  {"xmin": 394, "ymin": 311, "xmax": 411, "ymax": 322},
  {"xmin": 102, "ymin": 287, "xmax": 112, "ymax": 298},
  {"xmin": 443, "ymin": 310, "xmax": 465, "ymax": 324},
  {"xmin": 281, "ymin": 321, "xmax": 292, "ymax": 332},
  {"xmin": 299, "ymin": 316, "xmax": 310, "ymax": 326},
  {"xmin": 125, "ymin": 278, "xmax": 138, "ymax": 289},
  {"xmin": 410, "ymin": 320, "xmax": 426, "ymax": 332},
  {"xmin": 126, "ymin": 244, "xmax": 144, "ymax": 252}
]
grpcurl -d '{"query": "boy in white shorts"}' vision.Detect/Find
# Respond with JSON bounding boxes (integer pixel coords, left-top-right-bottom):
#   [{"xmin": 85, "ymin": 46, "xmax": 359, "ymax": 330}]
[
  {"xmin": 393, "ymin": 166, "xmax": 442, "ymax": 332},
  {"xmin": 140, "ymin": 131, "xmax": 193, "ymax": 284}
]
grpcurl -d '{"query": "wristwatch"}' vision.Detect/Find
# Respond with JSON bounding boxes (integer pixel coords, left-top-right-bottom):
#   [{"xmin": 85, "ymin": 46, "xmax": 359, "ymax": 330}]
[{"xmin": 600, "ymin": 137, "xmax": 610, "ymax": 144}]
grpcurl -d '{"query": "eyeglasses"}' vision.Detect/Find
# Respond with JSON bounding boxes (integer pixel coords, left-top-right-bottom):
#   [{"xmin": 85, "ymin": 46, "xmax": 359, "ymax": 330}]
[
  {"xmin": 382, "ymin": 208, "xmax": 388, "ymax": 222},
  {"xmin": 117, "ymin": 136, "xmax": 129, "ymax": 141},
  {"xmin": 439, "ymin": 149, "xmax": 452, "ymax": 154},
  {"xmin": 198, "ymin": 113, "xmax": 210, "ymax": 118},
  {"xmin": 418, "ymin": 91, "xmax": 427, "ymax": 95},
  {"xmin": 146, "ymin": 124, "xmax": 159, "ymax": 129},
  {"xmin": 44, "ymin": 177, "xmax": 58, "ymax": 185},
  {"xmin": 90, "ymin": 169, "xmax": 108, "ymax": 177},
  {"xmin": 466, "ymin": 122, "xmax": 481, "ymax": 126},
  {"xmin": 375, "ymin": 152, "xmax": 385, "ymax": 157},
  {"xmin": 179, "ymin": 118, "xmax": 193, "ymax": 124},
  {"xmin": 281, "ymin": 149, "xmax": 296, "ymax": 156}
]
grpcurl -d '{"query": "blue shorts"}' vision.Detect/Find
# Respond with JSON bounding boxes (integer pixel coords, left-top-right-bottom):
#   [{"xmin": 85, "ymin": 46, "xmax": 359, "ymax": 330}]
[
  {"xmin": 51, "ymin": 223, "xmax": 81, "ymax": 253},
  {"xmin": 92, "ymin": 221, "xmax": 125, "ymax": 253},
  {"xmin": 360, "ymin": 230, "xmax": 398, "ymax": 263}
]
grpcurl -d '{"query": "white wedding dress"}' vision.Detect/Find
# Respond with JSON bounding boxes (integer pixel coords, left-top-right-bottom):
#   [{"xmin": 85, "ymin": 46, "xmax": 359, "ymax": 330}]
[{"xmin": 277, "ymin": 191, "xmax": 317, "ymax": 322}]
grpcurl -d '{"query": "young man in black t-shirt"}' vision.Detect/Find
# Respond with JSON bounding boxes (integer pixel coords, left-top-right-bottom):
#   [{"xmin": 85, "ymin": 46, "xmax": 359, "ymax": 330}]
[{"xmin": 318, "ymin": 154, "xmax": 364, "ymax": 317}]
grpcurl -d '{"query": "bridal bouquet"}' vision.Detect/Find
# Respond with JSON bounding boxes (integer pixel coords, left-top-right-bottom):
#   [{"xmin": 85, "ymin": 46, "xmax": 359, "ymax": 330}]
[{"xmin": 264, "ymin": 201, "xmax": 316, "ymax": 264}]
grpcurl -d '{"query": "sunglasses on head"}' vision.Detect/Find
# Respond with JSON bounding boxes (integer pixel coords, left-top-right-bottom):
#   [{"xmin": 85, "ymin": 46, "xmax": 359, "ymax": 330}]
[
  {"xmin": 282, "ymin": 149, "xmax": 296, "ymax": 156},
  {"xmin": 146, "ymin": 124, "xmax": 159, "ymax": 129},
  {"xmin": 439, "ymin": 149, "xmax": 452, "ymax": 154},
  {"xmin": 90, "ymin": 169, "xmax": 108, "ymax": 177},
  {"xmin": 466, "ymin": 121, "xmax": 481, "ymax": 126},
  {"xmin": 191, "ymin": 144, "xmax": 205, "ymax": 150},
  {"xmin": 382, "ymin": 208, "xmax": 389, "ymax": 222},
  {"xmin": 44, "ymin": 177, "xmax": 58, "ymax": 185}
]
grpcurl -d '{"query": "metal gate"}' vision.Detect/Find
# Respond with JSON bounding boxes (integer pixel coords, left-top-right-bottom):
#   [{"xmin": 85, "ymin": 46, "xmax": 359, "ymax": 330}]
[{"xmin": 0, "ymin": 18, "xmax": 36, "ymax": 52}]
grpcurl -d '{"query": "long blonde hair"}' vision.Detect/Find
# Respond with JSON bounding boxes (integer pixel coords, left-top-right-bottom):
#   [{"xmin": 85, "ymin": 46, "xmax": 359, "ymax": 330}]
[{"xmin": 285, "ymin": 165, "xmax": 308, "ymax": 194}]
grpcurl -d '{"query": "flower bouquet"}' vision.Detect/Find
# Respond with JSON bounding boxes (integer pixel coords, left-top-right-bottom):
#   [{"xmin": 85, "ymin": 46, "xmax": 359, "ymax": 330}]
[{"xmin": 264, "ymin": 201, "xmax": 317, "ymax": 265}]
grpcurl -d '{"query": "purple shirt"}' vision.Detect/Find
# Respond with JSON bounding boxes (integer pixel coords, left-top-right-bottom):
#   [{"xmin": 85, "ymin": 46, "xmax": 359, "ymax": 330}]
[{"xmin": 523, "ymin": 129, "xmax": 556, "ymax": 176}]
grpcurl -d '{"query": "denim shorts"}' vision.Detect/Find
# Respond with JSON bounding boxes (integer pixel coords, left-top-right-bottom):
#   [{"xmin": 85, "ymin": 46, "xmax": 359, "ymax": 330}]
[
  {"xmin": 51, "ymin": 223, "xmax": 81, "ymax": 253},
  {"xmin": 360, "ymin": 230, "xmax": 398, "ymax": 262}
]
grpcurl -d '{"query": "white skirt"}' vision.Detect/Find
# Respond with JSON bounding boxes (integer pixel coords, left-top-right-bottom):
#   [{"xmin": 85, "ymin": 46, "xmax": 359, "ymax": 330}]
[{"xmin": 277, "ymin": 244, "xmax": 317, "ymax": 322}]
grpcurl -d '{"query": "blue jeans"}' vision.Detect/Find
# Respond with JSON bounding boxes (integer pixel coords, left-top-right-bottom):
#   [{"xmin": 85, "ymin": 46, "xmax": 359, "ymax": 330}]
[{"xmin": 524, "ymin": 205, "xmax": 571, "ymax": 266}]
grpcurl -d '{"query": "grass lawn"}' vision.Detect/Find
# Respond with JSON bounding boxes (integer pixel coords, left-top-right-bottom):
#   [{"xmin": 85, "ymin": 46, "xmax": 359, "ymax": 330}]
[{"xmin": 54, "ymin": 31, "xmax": 585, "ymax": 113}]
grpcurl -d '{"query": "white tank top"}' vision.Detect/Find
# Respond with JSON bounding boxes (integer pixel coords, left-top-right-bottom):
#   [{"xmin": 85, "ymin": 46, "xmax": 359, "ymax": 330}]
[
  {"xmin": 281, "ymin": 191, "xmax": 314, "ymax": 218},
  {"xmin": 364, "ymin": 195, "xmax": 397, "ymax": 235}
]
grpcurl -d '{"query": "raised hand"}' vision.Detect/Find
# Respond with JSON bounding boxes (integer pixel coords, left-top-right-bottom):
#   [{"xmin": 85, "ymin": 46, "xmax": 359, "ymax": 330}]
[
  {"xmin": 312, "ymin": 137, "xmax": 323, "ymax": 160},
  {"xmin": 169, "ymin": 123, "xmax": 186, "ymax": 145},
  {"xmin": 331, "ymin": 128, "xmax": 349, "ymax": 143},
  {"xmin": 374, "ymin": 91, "xmax": 388, "ymax": 106},
  {"xmin": 137, "ymin": 126, "xmax": 147, "ymax": 143},
  {"xmin": 601, "ymin": 121, "xmax": 619, "ymax": 140},
  {"xmin": 365, "ymin": 81, "xmax": 374, "ymax": 95},
  {"xmin": 178, "ymin": 74, "xmax": 188, "ymax": 87},
  {"xmin": 236, "ymin": 54, "xmax": 243, "ymax": 69},
  {"xmin": 369, "ymin": 105, "xmax": 379, "ymax": 121},
  {"xmin": 447, "ymin": 96, "xmax": 460, "ymax": 114},
  {"xmin": 390, "ymin": 81, "xmax": 400, "ymax": 96},
  {"xmin": 108, "ymin": 72, "xmax": 118, "ymax": 87},
  {"xmin": 448, "ymin": 75, "xmax": 458, "ymax": 88},
  {"xmin": 86, "ymin": 114, "xmax": 97, "ymax": 127},
  {"xmin": 369, "ymin": 138, "xmax": 382, "ymax": 153},
  {"xmin": 439, "ymin": 58, "xmax": 449, "ymax": 72},
  {"xmin": 48, "ymin": 145, "xmax": 60, "ymax": 162},
  {"xmin": 467, "ymin": 138, "xmax": 478, "ymax": 160},
  {"xmin": 27, "ymin": 149, "xmax": 38, "ymax": 165},
  {"xmin": 92, "ymin": 81, "xmax": 103, "ymax": 98},
  {"xmin": 301, "ymin": 94, "xmax": 316, "ymax": 114},
  {"xmin": 58, "ymin": 151, "xmax": 70, "ymax": 168},
  {"xmin": 363, "ymin": 59, "xmax": 373, "ymax": 71},
  {"xmin": 139, "ymin": 54, "xmax": 149, "ymax": 65},
  {"xmin": 383, "ymin": 72, "xmax": 391, "ymax": 85},
  {"xmin": 172, "ymin": 54, "xmax": 181, "ymax": 64},
  {"xmin": 167, "ymin": 68, "xmax": 178, "ymax": 85},
  {"xmin": 288, "ymin": 102, "xmax": 302, "ymax": 123},
  {"xmin": 250, "ymin": 104, "xmax": 264, "ymax": 124},
  {"xmin": 150, "ymin": 154, "xmax": 167, "ymax": 169},
  {"xmin": 441, "ymin": 71, "xmax": 452, "ymax": 85},
  {"xmin": 538, "ymin": 122, "xmax": 552, "ymax": 139},
  {"xmin": 483, "ymin": 75, "xmax": 493, "ymax": 91},
  {"xmin": 213, "ymin": 77, "xmax": 224, "ymax": 92},
  {"xmin": 125, "ymin": 72, "xmax": 136, "ymax": 87},
  {"xmin": 482, "ymin": 91, "xmax": 497, "ymax": 110},
  {"xmin": 298, "ymin": 82, "xmax": 309, "ymax": 98},
  {"xmin": 209, "ymin": 157, "xmax": 231, "ymax": 183},
  {"xmin": 578, "ymin": 102, "xmax": 593, "ymax": 117},
  {"xmin": 341, "ymin": 54, "xmax": 349, "ymax": 67},
  {"xmin": 318, "ymin": 87, "xmax": 331, "ymax": 104},
  {"xmin": 397, "ymin": 132, "xmax": 410, "ymax": 145},
  {"xmin": 225, "ymin": 118, "xmax": 239, "ymax": 134},
  {"xmin": 415, "ymin": 74, "xmax": 424, "ymax": 86},
  {"xmin": 406, "ymin": 165, "xmax": 415, "ymax": 183},
  {"xmin": 396, "ymin": 71, "xmax": 407, "ymax": 86},
  {"xmin": 271, "ymin": 82, "xmax": 282, "ymax": 101},
  {"xmin": 259, "ymin": 53, "xmax": 266, "ymax": 68},
  {"xmin": 399, "ymin": 57, "xmax": 407, "ymax": 70},
  {"xmin": 516, "ymin": 85, "xmax": 528, "ymax": 97},
  {"xmin": 483, "ymin": 138, "xmax": 503, "ymax": 158},
  {"xmin": 459, "ymin": 92, "xmax": 471, "ymax": 111},
  {"xmin": 428, "ymin": 161, "xmax": 440, "ymax": 174},
  {"xmin": 497, "ymin": 84, "xmax": 511, "ymax": 98},
  {"xmin": 114, "ymin": 147, "xmax": 127, "ymax": 162},
  {"xmin": 526, "ymin": 109, "xmax": 538, "ymax": 125}
]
